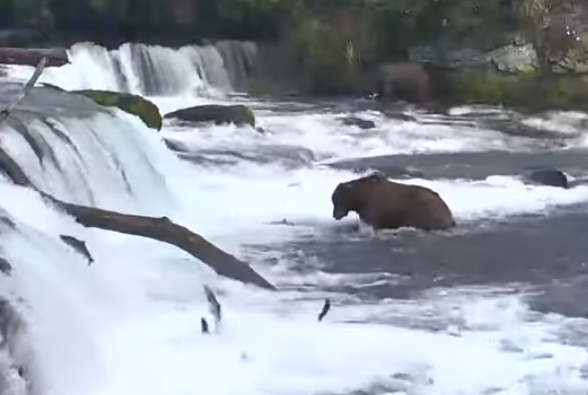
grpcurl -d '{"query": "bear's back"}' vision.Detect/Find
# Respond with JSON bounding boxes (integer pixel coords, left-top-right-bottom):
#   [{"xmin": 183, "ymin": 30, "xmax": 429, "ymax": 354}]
[{"xmin": 358, "ymin": 180, "xmax": 454, "ymax": 230}]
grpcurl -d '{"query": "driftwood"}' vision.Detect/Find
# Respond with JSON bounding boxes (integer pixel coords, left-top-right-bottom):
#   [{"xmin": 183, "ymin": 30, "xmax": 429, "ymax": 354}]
[
  {"xmin": 0, "ymin": 57, "xmax": 277, "ymax": 291},
  {"xmin": 0, "ymin": 47, "xmax": 69, "ymax": 68},
  {"xmin": 42, "ymin": 194, "xmax": 276, "ymax": 290}
]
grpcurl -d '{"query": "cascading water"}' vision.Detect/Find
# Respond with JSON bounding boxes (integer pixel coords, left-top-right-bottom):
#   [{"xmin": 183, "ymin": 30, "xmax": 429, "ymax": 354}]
[
  {"xmin": 1, "ymin": 39, "xmax": 588, "ymax": 395},
  {"xmin": 0, "ymin": 82, "xmax": 177, "ymax": 212},
  {"xmin": 5, "ymin": 40, "xmax": 256, "ymax": 97}
]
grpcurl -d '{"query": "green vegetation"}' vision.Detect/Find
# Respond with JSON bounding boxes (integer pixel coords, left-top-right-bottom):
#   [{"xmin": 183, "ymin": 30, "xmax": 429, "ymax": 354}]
[
  {"xmin": 73, "ymin": 90, "xmax": 162, "ymax": 130},
  {"xmin": 4, "ymin": 0, "xmax": 588, "ymax": 109},
  {"xmin": 0, "ymin": 0, "xmax": 517, "ymax": 56},
  {"xmin": 440, "ymin": 69, "xmax": 588, "ymax": 112}
]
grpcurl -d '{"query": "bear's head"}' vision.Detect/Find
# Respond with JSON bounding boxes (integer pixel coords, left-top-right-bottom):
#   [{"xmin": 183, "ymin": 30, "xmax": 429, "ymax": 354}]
[{"xmin": 331, "ymin": 173, "xmax": 386, "ymax": 220}]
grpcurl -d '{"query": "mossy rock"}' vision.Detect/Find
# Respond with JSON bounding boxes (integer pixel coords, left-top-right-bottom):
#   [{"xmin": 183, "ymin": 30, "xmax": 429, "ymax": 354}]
[
  {"xmin": 72, "ymin": 89, "xmax": 162, "ymax": 130},
  {"xmin": 164, "ymin": 104, "xmax": 255, "ymax": 127}
]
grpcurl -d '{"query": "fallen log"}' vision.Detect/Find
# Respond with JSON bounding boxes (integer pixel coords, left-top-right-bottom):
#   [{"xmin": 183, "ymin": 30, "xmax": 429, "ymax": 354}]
[
  {"xmin": 42, "ymin": 195, "xmax": 276, "ymax": 290},
  {"xmin": 0, "ymin": 47, "xmax": 69, "ymax": 68}
]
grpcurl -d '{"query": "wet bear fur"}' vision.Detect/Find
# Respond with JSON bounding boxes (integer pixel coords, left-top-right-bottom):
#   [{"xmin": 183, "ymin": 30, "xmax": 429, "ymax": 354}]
[{"xmin": 331, "ymin": 173, "xmax": 456, "ymax": 231}]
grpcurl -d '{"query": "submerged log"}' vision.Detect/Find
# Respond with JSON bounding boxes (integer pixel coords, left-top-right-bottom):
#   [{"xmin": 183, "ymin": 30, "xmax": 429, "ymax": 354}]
[
  {"xmin": 41, "ymin": 193, "xmax": 276, "ymax": 290},
  {"xmin": 0, "ymin": 47, "xmax": 69, "ymax": 68}
]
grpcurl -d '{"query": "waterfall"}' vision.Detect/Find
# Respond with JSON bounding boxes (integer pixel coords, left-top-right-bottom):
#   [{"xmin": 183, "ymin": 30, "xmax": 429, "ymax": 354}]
[
  {"xmin": 0, "ymin": 82, "xmax": 179, "ymax": 213},
  {"xmin": 0, "ymin": 78, "xmax": 198, "ymax": 394},
  {"xmin": 16, "ymin": 41, "xmax": 258, "ymax": 97}
]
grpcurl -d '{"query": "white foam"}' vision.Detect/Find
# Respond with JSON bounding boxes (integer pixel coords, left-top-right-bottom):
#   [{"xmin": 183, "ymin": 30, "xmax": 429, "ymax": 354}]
[{"xmin": 522, "ymin": 110, "xmax": 588, "ymax": 136}]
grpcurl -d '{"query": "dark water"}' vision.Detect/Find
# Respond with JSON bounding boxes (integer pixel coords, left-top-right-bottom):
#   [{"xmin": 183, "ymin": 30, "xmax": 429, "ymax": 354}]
[{"xmin": 252, "ymin": 206, "xmax": 588, "ymax": 315}]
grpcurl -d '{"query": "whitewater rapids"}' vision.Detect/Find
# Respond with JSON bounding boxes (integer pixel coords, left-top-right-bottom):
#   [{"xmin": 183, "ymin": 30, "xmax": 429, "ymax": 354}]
[{"xmin": 0, "ymin": 41, "xmax": 587, "ymax": 395}]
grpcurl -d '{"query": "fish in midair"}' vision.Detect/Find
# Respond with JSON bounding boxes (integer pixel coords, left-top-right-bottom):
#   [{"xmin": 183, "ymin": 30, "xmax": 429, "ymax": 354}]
[
  {"xmin": 318, "ymin": 298, "xmax": 331, "ymax": 322},
  {"xmin": 0, "ymin": 257, "xmax": 12, "ymax": 276},
  {"xmin": 204, "ymin": 285, "xmax": 222, "ymax": 327},
  {"xmin": 60, "ymin": 235, "xmax": 94, "ymax": 265},
  {"xmin": 200, "ymin": 317, "xmax": 210, "ymax": 334}
]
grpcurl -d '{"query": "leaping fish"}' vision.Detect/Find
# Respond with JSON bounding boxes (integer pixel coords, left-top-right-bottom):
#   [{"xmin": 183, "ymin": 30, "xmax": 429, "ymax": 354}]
[
  {"xmin": 318, "ymin": 298, "xmax": 331, "ymax": 322},
  {"xmin": 60, "ymin": 235, "xmax": 94, "ymax": 265},
  {"xmin": 200, "ymin": 317, "xmax": 210, "ymax": 334},
  {"xmin": 204, "ymin": 285, "xmax": 222, "ymax": 327},
  {"xmin": 0, "ymin": 257, "xmax": 12, "ymax": 276}
]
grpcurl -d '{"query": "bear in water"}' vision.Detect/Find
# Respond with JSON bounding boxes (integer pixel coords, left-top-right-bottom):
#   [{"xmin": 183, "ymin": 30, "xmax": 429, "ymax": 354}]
[{"xmin": 331, "ymin": 173, "xmax": 455, "ymax": 231}]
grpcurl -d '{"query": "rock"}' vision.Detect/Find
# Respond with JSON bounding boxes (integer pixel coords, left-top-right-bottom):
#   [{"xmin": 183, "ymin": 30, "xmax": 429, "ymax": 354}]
[
  {"xmin": 402, "ymin": 1, "xmax": 588, "ymax": 111},
  {"xmin": 340, "ymin": 116, "xmax": 375, "ymax": 129},
  {"xmin": 164, "ymin": 104, "xmax": 256, "ymax": 127},
  {"xmin": 72, "ymin": 90, "xmax": 162, "ymax": 130},
  {"xmin": 523, "ymin": 169, "xmax": 569, "ymax": 189},
  {"xmin": 543, "ymin": 1, "xmax": 588, "ymax": 74},
  {"xmin": 410, "ymin": 41, "xmax": 538, "ymax": 73}
]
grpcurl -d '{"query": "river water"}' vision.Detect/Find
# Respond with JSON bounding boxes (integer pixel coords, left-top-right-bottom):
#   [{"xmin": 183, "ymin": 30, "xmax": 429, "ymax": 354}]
[{"xmin": 0, "ymin": 41, "xmax": 588, "ymax": 395}]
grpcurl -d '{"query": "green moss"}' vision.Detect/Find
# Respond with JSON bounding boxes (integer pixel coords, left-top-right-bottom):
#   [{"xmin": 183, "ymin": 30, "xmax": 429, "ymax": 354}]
[
  {"xmin": 445, "ymin": 69, "xmax": 588, "ymax": 111},
  {"xmin": 72, "ymin": 90, "xmax": 162, "ymax": 130}
]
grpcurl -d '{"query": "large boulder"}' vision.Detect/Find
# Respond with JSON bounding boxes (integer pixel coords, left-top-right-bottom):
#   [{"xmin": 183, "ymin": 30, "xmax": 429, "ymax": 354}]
[
  {"xmin": 164, "ymin": 104, "xmax": 256, "ymax": 127},
  {"xmin": 522, "ymin": 169, "xmax": 569, "ymax": 189},
  {"xmin": 409, "ymin": 39, "xmax": 538, "ymax": 74},
  {"xmin": 72, "ymin": 90, "xmax": 162, "ymax": 130}
]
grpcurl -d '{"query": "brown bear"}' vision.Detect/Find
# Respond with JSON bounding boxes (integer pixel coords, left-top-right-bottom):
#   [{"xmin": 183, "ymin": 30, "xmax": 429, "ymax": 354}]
[
  {"xmin": 331, "ymin": 173, "xmax": 456, "ymax": 231},
  {"xmin": 375, "ymin": 62, "xmax": 430, "ymax": 104}
]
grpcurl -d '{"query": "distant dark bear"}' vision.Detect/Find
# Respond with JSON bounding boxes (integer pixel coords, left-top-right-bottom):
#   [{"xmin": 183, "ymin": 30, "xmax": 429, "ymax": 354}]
[
  {"xmin": 376, "ymin": 62, "xmax": 430, "ymax": 104},
  {"xmin": 331, "ymin": 173, "xmax": 455, "ymax": 231}
]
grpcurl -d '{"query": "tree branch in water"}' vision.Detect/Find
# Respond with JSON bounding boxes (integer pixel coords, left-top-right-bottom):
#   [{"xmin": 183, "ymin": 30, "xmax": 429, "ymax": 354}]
[{"xmin": 40, "ymin": 193, "xmax": 276, "ymax": 290}]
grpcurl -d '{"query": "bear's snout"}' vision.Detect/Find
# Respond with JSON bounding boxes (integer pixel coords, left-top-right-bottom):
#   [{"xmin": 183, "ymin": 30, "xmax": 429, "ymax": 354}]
[{"xmin": 333, "ymin": 206, "xmax": 348, "ymax": 220}]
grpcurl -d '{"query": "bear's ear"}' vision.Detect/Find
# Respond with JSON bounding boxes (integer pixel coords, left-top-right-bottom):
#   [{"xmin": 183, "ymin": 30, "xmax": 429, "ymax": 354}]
[
  {"xmin": 335, "ymin": 181, "xmax": 352, "ymax": 191},
  {"xmin": 367, "ymin": 172, "xmax": 386, "ymax": 181}
]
